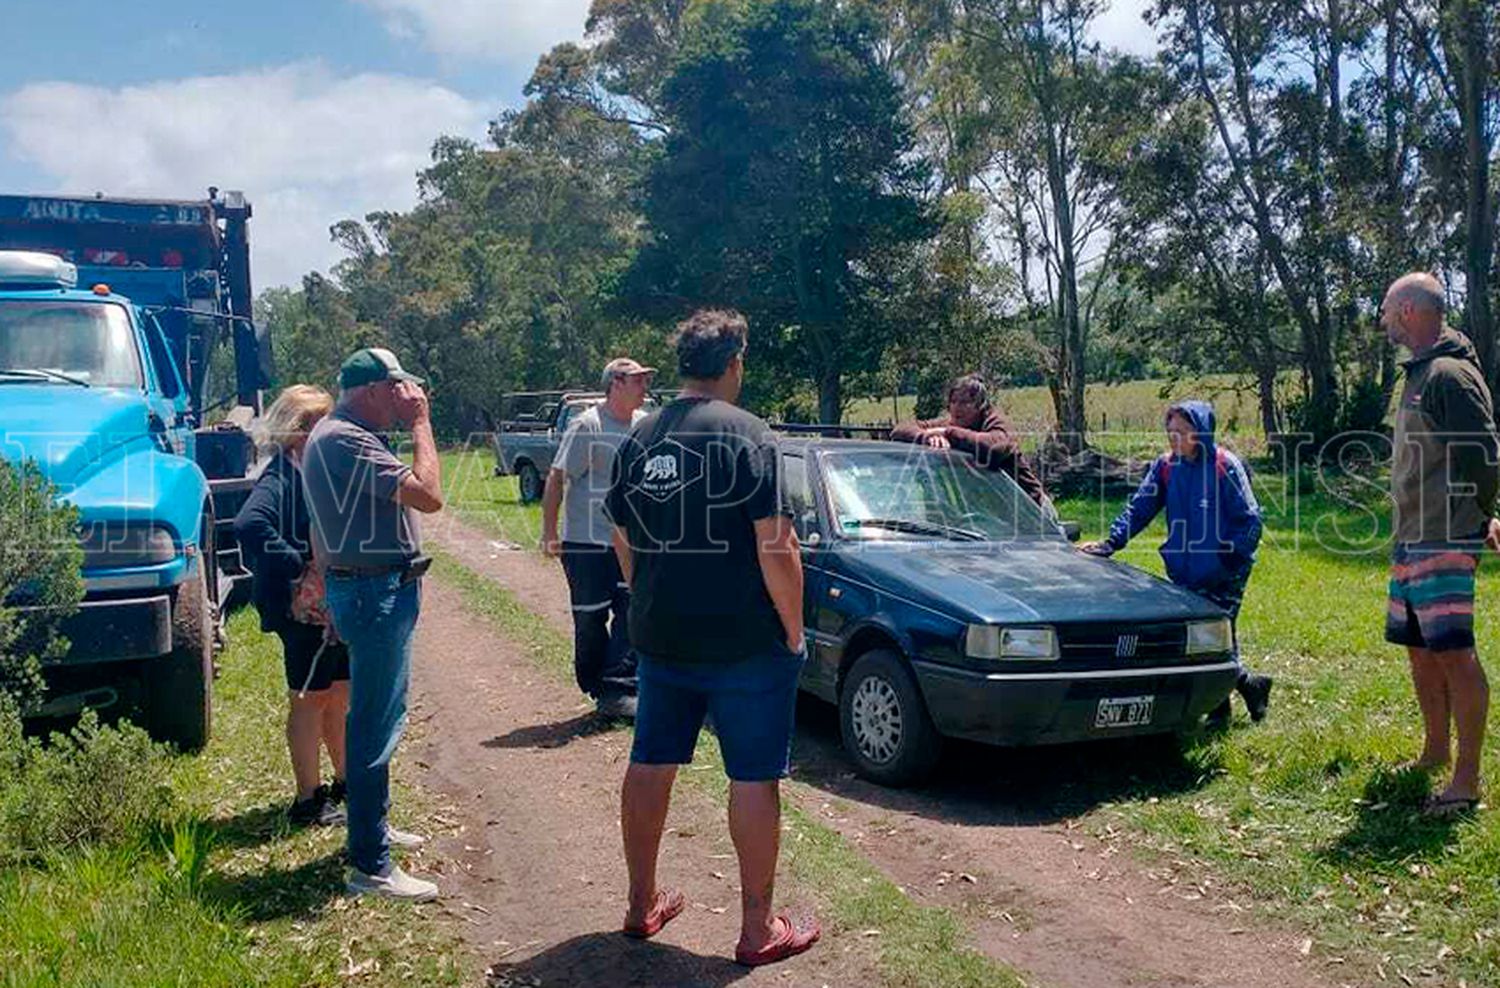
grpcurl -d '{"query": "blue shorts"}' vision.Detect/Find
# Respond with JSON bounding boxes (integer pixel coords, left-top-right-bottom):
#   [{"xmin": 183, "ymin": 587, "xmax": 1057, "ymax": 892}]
[{"xmin": 631, "ymin": 644, "xmax": 806, "ymax": 782}]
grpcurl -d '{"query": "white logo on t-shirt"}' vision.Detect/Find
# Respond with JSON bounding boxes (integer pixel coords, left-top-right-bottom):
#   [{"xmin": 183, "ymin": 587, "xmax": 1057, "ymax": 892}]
[{"xmin": 643, "ymin": 453, "xmax": 679, "ymax": 483}]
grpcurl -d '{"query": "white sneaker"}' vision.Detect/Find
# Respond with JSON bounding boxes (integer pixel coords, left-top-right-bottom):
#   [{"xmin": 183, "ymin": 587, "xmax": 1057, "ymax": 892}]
[
  {"xmin": 386, "ymin": 826, "xmax": 426, "ymax": 849},
  {"xmin": 346, "ymin": 863, "xmax": 438, "ymax": 902}
]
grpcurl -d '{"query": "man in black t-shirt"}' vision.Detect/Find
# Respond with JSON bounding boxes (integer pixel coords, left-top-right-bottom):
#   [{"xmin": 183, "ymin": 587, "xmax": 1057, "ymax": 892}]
[{"xmin": 604, "ymin": 309, "xmax": 820, "ymax": 967}]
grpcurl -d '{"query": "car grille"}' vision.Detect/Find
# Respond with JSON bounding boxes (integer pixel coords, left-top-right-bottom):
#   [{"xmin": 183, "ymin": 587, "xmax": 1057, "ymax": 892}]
[{"xmin": 1057, "ymin": 622, "xmax": 1187, "ymax": 661}]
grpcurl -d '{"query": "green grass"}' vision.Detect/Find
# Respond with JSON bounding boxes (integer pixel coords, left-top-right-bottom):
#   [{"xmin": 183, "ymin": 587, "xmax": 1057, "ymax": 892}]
[
  {"xmin": 1057, "ymin": 472, "xmax": 1500, "ymax": 986},
  {"xmin": 431, "ymin": 550, "xmax": 1026, "ymax": 988},
  {"xmin": 0, "ymin": 610, "xmax": 467, "ymax": 988},
  {"xmin": 438, "ymin": 448, "xmax": 542, "ymax": 547}
]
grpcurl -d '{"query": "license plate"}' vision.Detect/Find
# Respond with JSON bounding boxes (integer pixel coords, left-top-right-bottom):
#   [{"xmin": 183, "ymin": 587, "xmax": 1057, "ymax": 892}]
[{"xmin": 1095, "ymin": 695, "xmax": 1154, "ymax": 729}]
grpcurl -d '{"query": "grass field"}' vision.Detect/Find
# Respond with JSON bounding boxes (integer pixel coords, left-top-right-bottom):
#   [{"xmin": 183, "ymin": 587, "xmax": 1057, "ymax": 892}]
[
  {"xmin": 439, "ymin": 445, "xmax": 1500, "ymax": 985},
  {"xmin": 0, "ymin": 610, "xmax": 466, "ymax": 988}
]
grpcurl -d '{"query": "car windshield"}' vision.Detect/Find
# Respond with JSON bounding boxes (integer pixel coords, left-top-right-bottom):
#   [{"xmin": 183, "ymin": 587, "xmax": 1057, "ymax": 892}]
[
  {"xmin": 0, "ymin": 300, "xmax": 142, "ymax": 388},
  {"xmin": 821, "ymin": 447, "xmax": 1060, "ymax": 543}
]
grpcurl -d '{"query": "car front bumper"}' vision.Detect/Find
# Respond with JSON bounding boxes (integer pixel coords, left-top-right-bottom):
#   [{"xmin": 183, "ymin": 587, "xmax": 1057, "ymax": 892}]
[{"xmin": 911, "ymin": 657, "xmax": 1240, "ymax": 746}]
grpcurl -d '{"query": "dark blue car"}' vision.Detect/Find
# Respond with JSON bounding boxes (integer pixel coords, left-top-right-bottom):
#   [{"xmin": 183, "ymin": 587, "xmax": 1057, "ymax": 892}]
[{"xmin": 782, "ymin": 439, "xmax": 1240, "ymax": 786}]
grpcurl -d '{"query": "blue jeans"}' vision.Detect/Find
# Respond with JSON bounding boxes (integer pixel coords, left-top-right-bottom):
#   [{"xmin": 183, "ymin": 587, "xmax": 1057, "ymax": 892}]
[{"xmin": 325, "ymin": 571, "xmax": 420, "ymax": 875}]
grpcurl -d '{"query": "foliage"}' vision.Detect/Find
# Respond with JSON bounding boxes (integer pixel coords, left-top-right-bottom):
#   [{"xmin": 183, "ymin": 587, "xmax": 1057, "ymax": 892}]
[{"xmin": 0, "ymin": 459, "xmax": 83, "ymax": 717}]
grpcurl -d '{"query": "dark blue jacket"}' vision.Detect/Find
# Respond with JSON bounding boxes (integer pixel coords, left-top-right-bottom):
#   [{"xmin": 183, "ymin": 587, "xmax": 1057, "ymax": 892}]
[
  {"xmin": 233, "ymin": 453, "xmax": 313, "ymax": 633},
  {"xmin": 1105, "ymin": 401, "xmax": 1261, "ymax": 591}
]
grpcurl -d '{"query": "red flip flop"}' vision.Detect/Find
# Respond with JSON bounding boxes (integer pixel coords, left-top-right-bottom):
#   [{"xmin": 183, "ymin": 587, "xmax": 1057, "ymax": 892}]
[
  {"xmin": 735, "ymin": 913, "xmax": 821, "ymax": 967},
  {"xmin": 622, "ymin": 888, "xmax": 686, "ymax": 939}
]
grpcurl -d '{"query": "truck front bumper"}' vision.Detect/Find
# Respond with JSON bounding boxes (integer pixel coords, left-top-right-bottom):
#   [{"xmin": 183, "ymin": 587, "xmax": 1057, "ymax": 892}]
[{"xmin": 52, "ymin": 594, "xmax": 172, "ymax": 664}]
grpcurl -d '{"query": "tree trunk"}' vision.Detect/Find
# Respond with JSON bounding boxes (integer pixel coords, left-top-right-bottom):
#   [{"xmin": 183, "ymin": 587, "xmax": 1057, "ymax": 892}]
[
  {"xmin": 1456, "ymin": 0, "xmax": 1496, "ymax": 384},
  {"xmin": 817, "ymin": 366, "xmax": 842, "ymax": 426}
]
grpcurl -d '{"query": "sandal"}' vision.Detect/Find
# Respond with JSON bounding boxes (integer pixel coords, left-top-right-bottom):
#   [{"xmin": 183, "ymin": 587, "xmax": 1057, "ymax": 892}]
[
  {"xmin": 622, "ymin": 888, "xmax": 685, "ymax": 939},
  {"xmin": 735, "ymin": 913, "xmax": 821, "ymax": 967},
  {"xmin": 1422, "ymin": 793, "xmax": 1481, "ymax": 818}
]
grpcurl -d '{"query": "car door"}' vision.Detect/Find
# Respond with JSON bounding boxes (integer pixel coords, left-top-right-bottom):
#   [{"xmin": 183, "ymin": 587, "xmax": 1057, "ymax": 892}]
[
  {"xmin": 140, "ymin": 312, "xmax": 192, "ymax": 457},
  {"xmin": 781, "ymin": 451, "xmax": 836, "ymax": 700}
]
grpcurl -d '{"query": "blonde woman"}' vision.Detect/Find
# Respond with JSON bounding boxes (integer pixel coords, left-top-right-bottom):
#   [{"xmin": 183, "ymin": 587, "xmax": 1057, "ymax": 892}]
[{"xmin": 234, "ymin": 385, "xmax": 351, "ymax": 825}]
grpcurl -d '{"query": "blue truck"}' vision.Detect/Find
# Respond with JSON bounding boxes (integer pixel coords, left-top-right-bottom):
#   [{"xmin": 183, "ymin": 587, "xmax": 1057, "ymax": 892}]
[{"xmin": 0, "ymin": 190, "xmax": 273, "ymax": 750}]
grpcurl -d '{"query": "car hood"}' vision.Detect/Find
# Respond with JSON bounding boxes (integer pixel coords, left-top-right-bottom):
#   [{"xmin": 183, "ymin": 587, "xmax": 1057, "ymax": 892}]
[
  {"xmin": 826, "ymin": 540, "xmax": 1225, "ymax": 625},
  {"xmin": 0, "ymin": 384, "xmax": 153, "ymax": 486}
]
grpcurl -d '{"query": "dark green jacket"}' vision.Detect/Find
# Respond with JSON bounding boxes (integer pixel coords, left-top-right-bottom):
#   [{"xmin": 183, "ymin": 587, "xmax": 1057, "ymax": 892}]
[{"xmin": 1392, "ymin": 330, "xmax": 1499, "ymax": 544}]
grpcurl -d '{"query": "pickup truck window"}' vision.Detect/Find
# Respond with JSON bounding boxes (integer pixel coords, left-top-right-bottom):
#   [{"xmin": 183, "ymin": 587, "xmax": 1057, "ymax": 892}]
[{"xmin": 0, "ymin": 299, "xmax": 143, "ymax": 389}]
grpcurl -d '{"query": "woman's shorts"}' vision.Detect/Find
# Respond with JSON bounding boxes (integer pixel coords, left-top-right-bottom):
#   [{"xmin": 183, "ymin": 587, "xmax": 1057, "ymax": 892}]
[{"xmin": 276, "ymin": 621, "xmax": 351, "ymax": 693}]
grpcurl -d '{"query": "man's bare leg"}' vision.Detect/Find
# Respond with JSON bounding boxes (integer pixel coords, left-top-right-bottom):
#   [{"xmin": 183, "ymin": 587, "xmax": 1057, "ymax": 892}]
[
  {"xmin": 1408, "ymin": 646, "xmax": 1452, "ymax": 769},
  {"xmin": 729, "ymin": 779, "xmax": 782, "ymax": 952},
  {"xmin": 1436, "ymin": 648, "xmax": 1488, "ymax": 800},
  {"xmin": 622, "ymin": 763, "xmax": 678, "ymax": 925}
]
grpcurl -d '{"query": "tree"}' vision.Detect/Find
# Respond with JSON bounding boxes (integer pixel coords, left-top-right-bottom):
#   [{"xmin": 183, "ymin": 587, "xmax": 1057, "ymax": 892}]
[{"xmin": 624, "ymin": 0, "xmax": 935, "ymax": 423}]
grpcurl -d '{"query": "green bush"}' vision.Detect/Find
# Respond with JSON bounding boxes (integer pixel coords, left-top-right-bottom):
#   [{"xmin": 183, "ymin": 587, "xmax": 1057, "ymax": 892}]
[
  {"xmin": 0, "ymin": 457, "xmax": 84, "ymax": 717},
  {"xmin": 0, "ymin": 711, "xmax": 177, "ymax": 858}
]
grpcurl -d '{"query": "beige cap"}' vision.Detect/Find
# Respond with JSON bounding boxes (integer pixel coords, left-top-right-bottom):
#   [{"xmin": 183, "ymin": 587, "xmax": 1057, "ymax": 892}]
[{"xmin": 601, "ymin": 357, "xmax": 656, "ymax": 389}]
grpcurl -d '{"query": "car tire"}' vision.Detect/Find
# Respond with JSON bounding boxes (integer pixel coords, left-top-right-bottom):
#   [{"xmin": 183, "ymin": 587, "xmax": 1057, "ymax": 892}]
[
  {"xmin": 839, "ymin": 649, "xmax": 942, "ymax": 787},
  {"xmin": 517, "ymin": 462, "xmax": 543, "ymax": 504},
  {"xmin": 144, "ymin": 533, "xmax": 214, "ymax": 752}
]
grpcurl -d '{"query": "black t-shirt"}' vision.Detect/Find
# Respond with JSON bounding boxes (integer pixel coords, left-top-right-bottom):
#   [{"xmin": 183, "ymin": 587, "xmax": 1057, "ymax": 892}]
[{"xmin": 604, "ymin": 396, "xmax": 788, "ymax": 664}]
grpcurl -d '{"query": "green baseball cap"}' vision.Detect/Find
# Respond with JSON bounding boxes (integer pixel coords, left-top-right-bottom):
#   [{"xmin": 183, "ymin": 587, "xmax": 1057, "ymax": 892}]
[{"xmin": 339, "ymin": 347, "xmax": 425, "ymax": 390}]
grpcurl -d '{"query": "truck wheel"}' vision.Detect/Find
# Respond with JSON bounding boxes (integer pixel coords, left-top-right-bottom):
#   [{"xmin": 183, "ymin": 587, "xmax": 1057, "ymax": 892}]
[
  {"xmin": 517, "ymin": 462, "xmax": 543, "ymax": 504},
  {"xmin": 145, "ymin": 551, "xmax": 214, "ymax": 752},
  {"xmin": 839, "ymin": 650, "xmax": 942, "ymax": 787}
]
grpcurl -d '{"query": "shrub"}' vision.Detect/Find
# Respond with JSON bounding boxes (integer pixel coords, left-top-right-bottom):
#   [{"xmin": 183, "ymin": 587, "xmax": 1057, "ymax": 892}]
[
  {"xmin": 0, "ymin": 711, "xmax": 178, "ymax": 858},
  {"xmin": 0, "ymin": 457, "xmax": 84, "ymax": 717}
]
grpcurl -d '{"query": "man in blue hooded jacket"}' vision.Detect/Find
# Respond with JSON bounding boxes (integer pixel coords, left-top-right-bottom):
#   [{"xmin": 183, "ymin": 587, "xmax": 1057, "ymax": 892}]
[{"xmin": 1081, "ymin": 400, "xmax": 1273, "ymax": 723}]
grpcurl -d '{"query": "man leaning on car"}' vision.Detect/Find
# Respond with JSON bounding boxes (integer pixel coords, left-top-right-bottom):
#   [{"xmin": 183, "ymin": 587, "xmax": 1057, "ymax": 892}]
[{"xmin": 889, "ymin": 373, "xmax": 1048, "ymax": 507}]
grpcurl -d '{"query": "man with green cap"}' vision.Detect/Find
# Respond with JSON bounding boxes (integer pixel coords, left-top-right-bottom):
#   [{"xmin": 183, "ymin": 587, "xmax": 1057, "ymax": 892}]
[{"xmin": 302, "ymin": 347, "xmax": 445, "ymax": 901}]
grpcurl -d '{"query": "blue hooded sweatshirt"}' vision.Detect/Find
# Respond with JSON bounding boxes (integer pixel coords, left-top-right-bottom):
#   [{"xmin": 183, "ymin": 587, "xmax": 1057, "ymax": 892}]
[{"xmin": 1104, "ymin": 400, "xmax": 1262, "ymax": 591}]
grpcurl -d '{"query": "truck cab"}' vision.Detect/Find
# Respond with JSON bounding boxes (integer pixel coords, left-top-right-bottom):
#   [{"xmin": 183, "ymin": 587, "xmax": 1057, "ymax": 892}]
[{"xmin": 0, "ymin": 192, "xmax": 273, "ymax": 750}]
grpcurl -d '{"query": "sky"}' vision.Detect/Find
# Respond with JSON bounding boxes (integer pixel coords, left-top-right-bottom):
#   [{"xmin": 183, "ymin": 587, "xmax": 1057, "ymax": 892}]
[{"xmin": 0, "ymin": 0, "xmax": 1157, "ymax": 290}]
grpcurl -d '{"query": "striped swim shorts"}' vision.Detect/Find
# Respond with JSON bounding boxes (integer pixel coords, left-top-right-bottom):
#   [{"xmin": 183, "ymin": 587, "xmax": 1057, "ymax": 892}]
[{"xmin": 1385, "ymin": 541, "xmax": 1482, "ymax": 652}]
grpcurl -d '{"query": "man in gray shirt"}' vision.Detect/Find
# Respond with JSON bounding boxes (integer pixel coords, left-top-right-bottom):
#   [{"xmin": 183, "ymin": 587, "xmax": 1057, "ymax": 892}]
[
  {"xmin": 302, "ymin": 347, "xmax": 445, "ymax": 900},
  {"xmin": 541, "ymin": 357, "xmax": 653, "ymax": 717}
]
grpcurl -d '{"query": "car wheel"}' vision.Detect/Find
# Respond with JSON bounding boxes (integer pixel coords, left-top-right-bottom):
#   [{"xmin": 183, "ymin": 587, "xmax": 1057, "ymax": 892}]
[
  {"xmin": 839, "ymin": 649, "xmax": 941, "ymax": 786},
  {"xmin": 517, "ymin": 462, "xmax": 543, "ymax": 503}
]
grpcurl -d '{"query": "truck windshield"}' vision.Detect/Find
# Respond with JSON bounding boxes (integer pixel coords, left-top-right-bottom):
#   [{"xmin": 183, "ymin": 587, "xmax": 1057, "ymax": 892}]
[{"xmin": 0, "ymin": 300, "xmax": 142, "ymax": 389}]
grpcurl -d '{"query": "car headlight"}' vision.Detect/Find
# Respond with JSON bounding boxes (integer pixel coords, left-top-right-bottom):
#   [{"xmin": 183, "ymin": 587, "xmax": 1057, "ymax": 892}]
[
  {"xmin": 966, "ymin": 624, "xmax": 1058, "ymax": 660},
  {"xmin": 80, "ymin": 523, "xmax": 177, "ymax": 569},
  {"xmin": 1185, "ymin": 618, "xmax": 1233, "ymax": 654}
]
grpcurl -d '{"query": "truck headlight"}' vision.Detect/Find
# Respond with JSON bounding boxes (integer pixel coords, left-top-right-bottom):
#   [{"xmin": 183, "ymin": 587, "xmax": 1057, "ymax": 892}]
[
  {"xmin": 966, "ymin": 624, "xmax": 1058, "ymax": 660},
  {"xmin": 1186, "ymin": 618, "xmax": 1232, "ymax": 655},
  {"xmin": 80, "ymin": 524, "xmax": 176, "ymax": 569}
]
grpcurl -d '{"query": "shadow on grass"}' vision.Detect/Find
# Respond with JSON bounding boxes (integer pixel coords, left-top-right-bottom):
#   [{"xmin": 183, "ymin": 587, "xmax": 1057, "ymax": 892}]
[
  {"xmin": 789, "ymin": 695, "xmax": 1223, "ymax": 827},
  {"xmin": 481, "ymin": 712, "xmax": 619, "ymax": 750},
  {"xmin": 1320, "ymin": 766, "xmax": 1463, "ymax": 866},
  {"xmin": 485, "ymin": 932, "xmax": 751, "ymax": 988},
  {"xmin": 205, "ymin": 850, "xmax": 347, "ymax": 922},
  {"xmin": 202, "ymin": 803, "xmax": 297, "ymax": 852}
]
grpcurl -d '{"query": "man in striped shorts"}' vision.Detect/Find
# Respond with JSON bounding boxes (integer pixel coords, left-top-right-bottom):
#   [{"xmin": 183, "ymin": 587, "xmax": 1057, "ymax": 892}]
[{"xmin": 1382, "ymin": 273, "xmax": 1500, "ymax": 817}]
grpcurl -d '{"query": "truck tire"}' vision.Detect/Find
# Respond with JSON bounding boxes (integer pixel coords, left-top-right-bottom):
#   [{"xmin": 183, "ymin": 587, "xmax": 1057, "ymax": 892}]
[
  {"xmin": 145, "ymin": 546, "xmax": 214, "ymax": 752},
  {"xmin": 517, "ymin": 462, "xmax": 543, "ymax": 504},
  {"xmin": 839, "ymin": 650, "xmax": 942, "ymax": 787}
]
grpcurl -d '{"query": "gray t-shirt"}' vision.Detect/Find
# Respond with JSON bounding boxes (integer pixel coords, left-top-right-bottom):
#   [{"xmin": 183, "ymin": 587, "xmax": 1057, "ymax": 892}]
[
  {"xmin": 556, "ymin": 404, "xmax": 644, "ymax": 546},
  {"xmin": 301, "ymin": 409, "xmax": 420, "ymax": 568}
]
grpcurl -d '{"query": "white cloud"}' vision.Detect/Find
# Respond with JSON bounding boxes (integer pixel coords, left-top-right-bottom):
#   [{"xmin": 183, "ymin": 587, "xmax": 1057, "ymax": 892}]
[
  {"xmin": 1091, "ymin": 0, "xmax": 1160, "ymax": 58},
  {"xmin": 358, "ymin": 0, "xmax": 591, "ymax": 60},
  {"xmin": 0, "ymin": 64, "xmax": 490, "ymax": 287}
]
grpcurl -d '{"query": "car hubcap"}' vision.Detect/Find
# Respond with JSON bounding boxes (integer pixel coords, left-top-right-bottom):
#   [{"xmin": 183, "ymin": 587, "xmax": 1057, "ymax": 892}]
[{"xmin": 851, "ymin": 676, "xmax": 902, "ymax": 764}]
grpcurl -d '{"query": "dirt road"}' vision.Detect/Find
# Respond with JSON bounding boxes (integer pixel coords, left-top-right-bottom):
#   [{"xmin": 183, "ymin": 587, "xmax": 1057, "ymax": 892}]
[{"xmin": 415, "ymin": 514, "xmax": 1346, "ymax": 988}]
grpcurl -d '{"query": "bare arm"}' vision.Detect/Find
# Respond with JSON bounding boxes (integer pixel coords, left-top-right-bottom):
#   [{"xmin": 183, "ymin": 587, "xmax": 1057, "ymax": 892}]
[
  {"xmin": 541, "ymin": 468, "xmax": 566, "ymax": 557},
  {"xmin": 611, "ymin": 525, "xmax": 633, "ymax": 584},
  {"xmin": 394, "ymin": 385, "xmax": 444, "ymax": 513},
  {"xmin": 754, "ymin": 515, "xmax": 804, "ymax": 650},
  {"xmin": 889, "ymin": 417, "xmax": 945, "ymax": 444}
]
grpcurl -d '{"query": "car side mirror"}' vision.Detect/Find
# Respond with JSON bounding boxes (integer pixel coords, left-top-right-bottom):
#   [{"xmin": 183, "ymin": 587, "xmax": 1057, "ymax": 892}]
[{"xmin": 1060, "ymin": 521, "xmax": 1081, "ymax": 543}]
